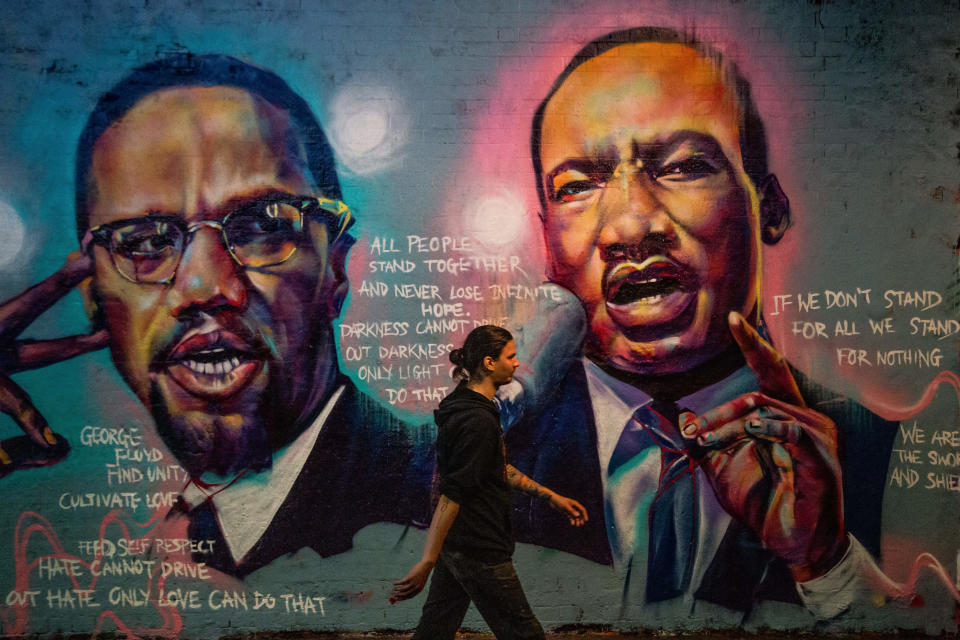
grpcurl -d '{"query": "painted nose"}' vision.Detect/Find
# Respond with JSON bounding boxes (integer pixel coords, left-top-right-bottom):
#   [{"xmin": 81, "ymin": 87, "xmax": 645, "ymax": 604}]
[
  {"xmin": 597, "ymin": 164, "xmax": 675, "ymax": 248},
  {"xmin": 169, "ymin": 226, "xmax": 248, "ymax": 318}
]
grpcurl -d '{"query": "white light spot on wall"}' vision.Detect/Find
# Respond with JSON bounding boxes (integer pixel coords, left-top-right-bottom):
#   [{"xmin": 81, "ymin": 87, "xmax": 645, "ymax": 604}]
[
  {"xmin": 0, "ymin": 200, "xmax": 26, "ymax": 268},
  {"xmin": 328, "ymin": 84, "xmax": 408, "ymax": 176},
  {"xmin": 340, "ymin": 108, "xmax": 389, "ymax": 156},
  {"xmin": 465, "ymin": 189, "xmax": 527, "ymax": 251}
]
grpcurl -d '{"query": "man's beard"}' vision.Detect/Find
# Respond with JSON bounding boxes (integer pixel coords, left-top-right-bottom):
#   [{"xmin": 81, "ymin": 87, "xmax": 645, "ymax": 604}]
[
  {"xmin": 148, "ymin": 381, "xmax": 274, "ymax": 479},
  {"xmin": 145, "ymin": 314, "xmax": 337, "ymax": 479}
]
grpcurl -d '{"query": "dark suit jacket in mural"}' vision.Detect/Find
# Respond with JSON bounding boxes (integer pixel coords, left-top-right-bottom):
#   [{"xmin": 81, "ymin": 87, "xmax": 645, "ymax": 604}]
[
  {"xmin": 505, "ymin": 358, "xmax": 898, "ymax": 611},
  {"xmin": 176, "ymin": 378, "xmax": 435, "ymax": 578}
]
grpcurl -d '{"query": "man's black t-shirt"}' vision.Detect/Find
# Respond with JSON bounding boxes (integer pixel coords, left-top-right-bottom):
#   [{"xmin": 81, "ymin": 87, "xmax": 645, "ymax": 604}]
[{"xmin": 434, "ymin": 384, "xmax": 513, "ymax": 563}]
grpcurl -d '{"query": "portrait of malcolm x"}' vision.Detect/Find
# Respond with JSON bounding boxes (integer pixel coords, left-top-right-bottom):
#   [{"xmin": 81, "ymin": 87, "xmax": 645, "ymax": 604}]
[{"xmin": 0, "ymin": 54, "xmax": 431, "ymax": 576}]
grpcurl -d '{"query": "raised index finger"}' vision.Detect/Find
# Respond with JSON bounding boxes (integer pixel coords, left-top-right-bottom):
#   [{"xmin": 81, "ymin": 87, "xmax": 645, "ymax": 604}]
[
  {"xmin": 728, "ymin": 311, "xmax": 805, "ymax": 407},
  {"xmin": 0, "ymin": 252, "xmax": 95, "ymax": 343}
]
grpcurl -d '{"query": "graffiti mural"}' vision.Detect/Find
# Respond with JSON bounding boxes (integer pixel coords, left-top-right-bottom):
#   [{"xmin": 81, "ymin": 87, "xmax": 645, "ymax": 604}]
[{"xmin": 0, "ymin": 0, "xmax": 957, "ymax": 636}]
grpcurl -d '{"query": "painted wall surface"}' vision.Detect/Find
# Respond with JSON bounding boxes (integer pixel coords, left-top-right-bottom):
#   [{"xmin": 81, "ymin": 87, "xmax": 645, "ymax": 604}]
[{"xmin": 0, "ymin": 0, "xmax": 958, "ymax": 636}]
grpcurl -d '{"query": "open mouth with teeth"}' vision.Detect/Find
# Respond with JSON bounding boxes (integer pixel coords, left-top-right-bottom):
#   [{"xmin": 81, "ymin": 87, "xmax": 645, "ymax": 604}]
[
  {"xmin": 607, "ymin": 273, "xmax": 684, "ymax": 305},
  {"xmin": 162, "ymin": 331, "xmax": 264, "ymax": 401},
  {"xmin": 604, "ymin": 258, "xmax": 697, "ymax": 330},
  {"xmin": 178, "ymin": 347, "xmax": 245, "ymax": 377}
]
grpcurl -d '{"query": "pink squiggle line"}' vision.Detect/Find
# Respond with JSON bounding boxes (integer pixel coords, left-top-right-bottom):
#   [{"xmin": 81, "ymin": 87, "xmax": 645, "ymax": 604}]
[
  {"xmin": 864, "ymin": 551, "xmax": 960, "ymax": 606},
  {"xmin": 47, "ymin": 507, "xmax": 180, "ymax": 639},
  {"xmin": 1, "ymin": 511, "xmax": 82, "ymax": 634},
  {"xmin": 91, "ymin": 562, "xmax": 181, "ymax": 640},
  {"xmin": 1, "ymin": 508, "xmax": 182, "ymax": 638},
  {"xmin": 863, "ymin": 370, "xmax": 960, "ymax": 608},
  {"xmin": 871, "ymin": 370, "xmax": 960, "ymax": 422},
  {"xmin": 13, "ymin": 508, "xmax": 164, "ymax": 593}
]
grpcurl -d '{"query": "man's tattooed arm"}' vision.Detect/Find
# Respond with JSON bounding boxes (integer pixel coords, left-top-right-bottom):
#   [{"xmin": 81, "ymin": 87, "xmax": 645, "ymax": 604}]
[
  {"xmin": 505, "ymin": 464, "xmax": 553, "ymax": 500},
  {"xmin": 505, "ymin": 464, "xmax": 588, "ymax": 526}
]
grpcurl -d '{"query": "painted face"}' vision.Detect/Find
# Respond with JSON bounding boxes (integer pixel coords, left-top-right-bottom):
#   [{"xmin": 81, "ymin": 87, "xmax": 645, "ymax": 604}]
[
  {"xmin": 538, "ymin": 42, "xmax": 762, "ymax": 376},
  {"xmin": 487, "ymin": 340, "xmax": 520, "ymax": 388},
  {"xmin": 85, "ymin": 86, "xmax": 345, "ymax": 477}
]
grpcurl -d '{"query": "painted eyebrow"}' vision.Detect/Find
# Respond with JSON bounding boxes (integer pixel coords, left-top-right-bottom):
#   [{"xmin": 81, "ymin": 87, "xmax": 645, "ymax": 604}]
[
  {"xmin": 654, "ymin": 131, "xmax": 730, "ymax": 164},
  {"xmin": 110, "ymin": 188, "xmax": 301, "ymax": 222},
  {"xmin": 215, "ymin": 188, "xmax": 299, "ymax": 214},
  {"xmin": 543, "ymin": 158, "xmax": 603, "ymax": 192},
  {"xmin": 542, "ymin": 130, "xmax": 733, "ymax": 186}
]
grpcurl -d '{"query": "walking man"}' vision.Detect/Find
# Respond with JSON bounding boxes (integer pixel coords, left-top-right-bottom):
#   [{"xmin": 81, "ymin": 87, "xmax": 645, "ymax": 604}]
[{"xmin": 392, "ymin": 325, "xmax": 588, "ymax": 639}]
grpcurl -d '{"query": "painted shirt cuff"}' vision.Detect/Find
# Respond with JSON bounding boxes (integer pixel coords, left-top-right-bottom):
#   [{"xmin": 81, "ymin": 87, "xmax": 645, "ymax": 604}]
[{"xmin": 795, "ymin": 534, "xmax": 867, "ymax": 619}]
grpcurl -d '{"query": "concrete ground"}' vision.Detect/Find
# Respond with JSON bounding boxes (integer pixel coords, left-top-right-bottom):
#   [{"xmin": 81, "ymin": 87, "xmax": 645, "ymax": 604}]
[{"xmin": 220, "ymin": 629, "xmax": 956, "ymax": 639}]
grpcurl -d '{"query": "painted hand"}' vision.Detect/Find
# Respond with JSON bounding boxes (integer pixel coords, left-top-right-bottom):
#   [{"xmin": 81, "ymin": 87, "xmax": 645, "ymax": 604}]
[
  {"xmin": 0, "ymin": 252, "xmax": 109, "ymax": 476},
  {"xmin": 547, "ymin": 493, "xmax": 589, "ymax": 527},
  {"xmin": 391, "ymin": 559, "xmax": 435, "ymax": 602},
  {"xmin": 680, "ymin": 311, "xmax": 847, "ymax": 581},
  {"xmin": 502, "ymin": 283, "xmax": 587, "ymax": 426}
]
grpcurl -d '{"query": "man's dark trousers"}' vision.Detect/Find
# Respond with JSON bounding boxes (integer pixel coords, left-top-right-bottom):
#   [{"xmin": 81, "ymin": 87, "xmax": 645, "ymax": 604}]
[{"xmin": 412, "ymin": 549, "xmax": 545, "ymax": 640}]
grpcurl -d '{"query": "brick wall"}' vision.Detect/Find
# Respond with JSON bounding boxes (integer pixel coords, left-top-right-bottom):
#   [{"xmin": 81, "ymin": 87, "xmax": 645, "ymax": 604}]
[{"xmin": 0, "ymin": 0, "xmax": 957, "ymax": 636}]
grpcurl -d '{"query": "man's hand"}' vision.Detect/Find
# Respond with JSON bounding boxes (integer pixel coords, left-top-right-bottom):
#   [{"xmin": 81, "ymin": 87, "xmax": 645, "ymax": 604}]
[
  {"xmin": 680, "ymin": 311, "xmax": 847, "ymax": 581},
  {"xmin": 0, "ymin": 252, "xmax": 109, "ymax": 476},
  {"xmin": 391, "ymin": 559, "xmax": 435, "ymax": 602},
  {"xmin": 547, "ymin": 493, "xmax": 588, "ymax": 527},
  {"xmin": 392, "ymin": 495, "xmax": 459, "ymax": 603}
]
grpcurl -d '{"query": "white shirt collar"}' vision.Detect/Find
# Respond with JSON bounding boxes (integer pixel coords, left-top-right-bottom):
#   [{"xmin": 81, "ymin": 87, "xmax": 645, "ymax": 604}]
[
  {"xmin": 583, "ymin": 358, "xmax": 652, "ymax": 480},
  {"xmin": 180, "ymin": 384, "xmax": 345, "ymax": 565}
]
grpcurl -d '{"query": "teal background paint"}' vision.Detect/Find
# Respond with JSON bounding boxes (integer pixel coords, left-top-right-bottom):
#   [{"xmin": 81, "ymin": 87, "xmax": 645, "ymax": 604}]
[{"xmin": 0, "ymin": 0, "xmax": 957, "ymax": 635}]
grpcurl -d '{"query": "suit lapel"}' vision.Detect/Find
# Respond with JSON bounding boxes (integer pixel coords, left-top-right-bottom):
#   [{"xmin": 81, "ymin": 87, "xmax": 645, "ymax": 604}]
[{"xmin": 507, "ymin": 361, "xmax": 612, "ymax": 565}]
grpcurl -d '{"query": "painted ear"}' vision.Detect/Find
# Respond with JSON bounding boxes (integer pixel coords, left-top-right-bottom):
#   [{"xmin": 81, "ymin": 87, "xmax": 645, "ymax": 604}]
[
  {"xmin": 77, "ymin": 276, "xmax": 107, "ymax": 332},
  {"xmin": 324, "ymin": 235, "xmax": 355, "ymax": 318},
  {"xmin": 758, "ymin": 174, "xmax": 791, "ymax": 245}
]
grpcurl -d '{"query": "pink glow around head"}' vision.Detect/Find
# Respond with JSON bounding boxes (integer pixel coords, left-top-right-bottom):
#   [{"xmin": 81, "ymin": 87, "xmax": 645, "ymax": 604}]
[
  {"xmin": 440, "ymin": 3, "xmax": 937, "ymax": 401},
  {"xmin": 440, "ymin": 1, "xmax": 808, "ymax": 278}
]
